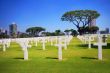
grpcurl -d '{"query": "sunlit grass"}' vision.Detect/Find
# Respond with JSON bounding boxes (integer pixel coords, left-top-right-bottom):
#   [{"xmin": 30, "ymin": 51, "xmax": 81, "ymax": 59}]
[{"xmin": 0, "ymin": 36, "xmax": 110, "ymax": 73}]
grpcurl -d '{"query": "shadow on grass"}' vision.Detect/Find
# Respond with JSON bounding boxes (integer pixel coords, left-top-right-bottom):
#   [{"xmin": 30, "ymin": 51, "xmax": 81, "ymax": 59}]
[
  {"xmin": 76, "ymin": 43, "xmax": 110, "ymax": 49},
  {"xmin": 14, "ymin": 57, "xmax": 24, "ymax": 60},
  {"xmin": 46, "ymin": 57, "xmax": 58, "ymax": 59},
  {"xmin": 76, "ymin": 44, "xmax": 88, "ymax": 49},
  {"xmin": 92, "ymin": 43, "xmax": 110, "ymax": 49},
  {"xmin": 81, "ymin": 57, "xmax": 97, "ymax": 60}
]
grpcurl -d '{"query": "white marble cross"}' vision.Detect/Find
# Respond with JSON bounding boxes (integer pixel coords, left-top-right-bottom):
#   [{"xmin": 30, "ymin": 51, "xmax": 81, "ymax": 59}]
[
  {"xmin": 55, "ymin": 37, "xmax": 64, "ymax": 61},
  {"xmin": 58, "ymin": 44, "xmax": 62, "ymax": 61},
  {"xmin": 65, "ymin": 36, "xmax": 69, "ymax": 45},
  {"xmin": 64, "ymin": 38, "xmax": 67, "ymax": 50},
  {"xmin": 35, "ymin": 38, "xmax": 38, "ymax": 46},
  {"xmin": 21, "ymin": 42, "xmax": 29, "ymax": 60},
  {"xmin": 42, "ymin": 38, "xmax": 46, "ymax": 50},
  {"xmin": 61, "ymin": 37, "xmax": 67, "ymax": 50},
  {"xmin": 94, "ymin": 34, "xmax": 107, "ymax": 60},
  {"xmin": 2, "ymin": 39, "xmax": 7, "ymax": 52},
  {"xmin": 102, "ymin": 34, "xmax": 108, "ymax": 43},
  {"xmin": 50, "ymin": 38, "xmax": 53, "ymax": 46},
  {"xmin": 3, "ymin": 43, "xmax": 6, "ymax": 52},
  {"xmin": 3, "ymin": 39, "xmax": 11, "ymax": 48},
  {"xmin": 1, "ymin": 39, "xmax": 11, "ymax": 52},
  {"xmin": 84, "ymin": 35, "xmax": 89, "ymax": 44},
  {"xmin": 17, "ymin": 39, "xmax": 32, "ymax": 60},
  {"xmin": 55, "ymin": 37, "xmax": 58, "ymax": 44},
  {"xmin": 23, "ymin": 43, "xmax": 28, "ymax": 60},
  {"xmin": 87, "ymin": 35, "xmax": 94, "ymax": 49},
  {"xmin": 88, "ymin": 36, "xmax": 91, "ymax": 49},
  {"xmin": 77, "ymin": 35, "xmax": 87, "ymax": 43}
]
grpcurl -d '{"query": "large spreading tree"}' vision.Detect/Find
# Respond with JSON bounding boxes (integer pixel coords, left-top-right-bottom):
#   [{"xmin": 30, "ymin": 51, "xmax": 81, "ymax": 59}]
[
  {"xmin": 61, "ymin": 10, "xmax": 100, "ymax": 34},
  {"xmin": 26, "ymin": 27, "xmax": 45, "ymax": 37}
]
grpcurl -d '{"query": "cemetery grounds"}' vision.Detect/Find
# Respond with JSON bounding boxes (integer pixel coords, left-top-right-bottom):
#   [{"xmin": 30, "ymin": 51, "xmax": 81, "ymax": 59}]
[{"xmin": 0, "ymin": 36, "xmax": 110, "ymax": 73}]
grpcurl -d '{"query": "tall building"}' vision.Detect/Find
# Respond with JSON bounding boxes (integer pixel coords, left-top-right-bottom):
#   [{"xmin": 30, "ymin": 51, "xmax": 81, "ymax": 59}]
[
  {"xmin": 9, "ymin": 22, "xmax": 17, "ymax": 38},
  {"xmin": 106, "ymin": 28, "xmax": 109, "ymax": 33},
  {"xmin": 89, "ymin": 19, "xmax": 96, "ymax": 27}
]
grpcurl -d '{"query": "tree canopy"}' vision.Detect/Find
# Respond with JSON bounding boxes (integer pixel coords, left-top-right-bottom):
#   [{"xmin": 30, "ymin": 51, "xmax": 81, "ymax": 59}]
[
  {"xmin": 26, "ymin": 27, "xmax": 45, "ymax": 37},
  {"xmin": 61, "ymin": 10, "xmax": 100, "ymax": 34}
]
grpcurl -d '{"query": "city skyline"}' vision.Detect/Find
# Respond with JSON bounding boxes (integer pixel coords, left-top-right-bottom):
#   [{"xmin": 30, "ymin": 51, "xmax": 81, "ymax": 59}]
[{"xmin": 0, "ymin": 0, "xmax": 110, "ymax": 32}]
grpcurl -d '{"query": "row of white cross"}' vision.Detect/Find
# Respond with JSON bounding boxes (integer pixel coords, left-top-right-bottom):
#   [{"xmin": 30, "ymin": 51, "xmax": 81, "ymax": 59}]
[
  {"xmin": 0, "ymin": 39, "xmax": 11, "ymax": 52},
  {"xmin": 0, "ymin": 33, "xmax": 109, "ymax": 61},
  {"xmin": 0, "ymin": 36, "xmax": 73, "ymax": 61},
  {"xmin": 77, "ymin": 34, "xmax": 109, "ymax": 60}
]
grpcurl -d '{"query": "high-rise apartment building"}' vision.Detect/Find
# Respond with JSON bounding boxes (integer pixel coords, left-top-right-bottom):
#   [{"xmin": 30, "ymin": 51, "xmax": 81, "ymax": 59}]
[{"xmin": 9, "ymin": 22, "xmax": 17, "ymax": 38}]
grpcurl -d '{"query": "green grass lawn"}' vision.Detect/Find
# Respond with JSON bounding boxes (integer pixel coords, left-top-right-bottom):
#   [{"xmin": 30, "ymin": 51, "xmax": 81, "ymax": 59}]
[{"xmin": 0, "ymin": 37, "xmax": 110, "ymax": 73}]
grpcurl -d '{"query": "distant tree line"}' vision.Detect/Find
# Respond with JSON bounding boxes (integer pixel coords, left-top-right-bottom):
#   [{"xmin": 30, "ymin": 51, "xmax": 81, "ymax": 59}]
[
  {"xmin": 0, "ymin": 33, "xmax": 9, "ymax": 38},
  {"xmin": 0, "ymin": 30, "xmax": 9, "ymax": 38},
  {"xmin": 18, "ymin": 27, "xmax": 79, "ymax": 38},
  {"xmin": 0, "ymin": 25, "xmax": 99, "ymax": 38}
]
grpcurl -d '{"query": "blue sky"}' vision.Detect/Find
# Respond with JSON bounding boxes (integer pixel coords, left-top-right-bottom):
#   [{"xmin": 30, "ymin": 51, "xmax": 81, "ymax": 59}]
[{"xmin": 0, "ymin": 0, "xmax": 110, "ymax": 32}]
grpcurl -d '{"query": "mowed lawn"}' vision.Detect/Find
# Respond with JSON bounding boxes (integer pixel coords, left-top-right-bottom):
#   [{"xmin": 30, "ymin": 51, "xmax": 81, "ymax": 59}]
[{"xmin": 0, "ymin": 36, "xmax": 110, "ymax": 73}]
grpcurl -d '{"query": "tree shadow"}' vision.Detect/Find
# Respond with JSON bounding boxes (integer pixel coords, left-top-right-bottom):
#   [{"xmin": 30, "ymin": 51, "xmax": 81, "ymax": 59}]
[
  {"xmin": 92, "ymin": 43, "xmax": 110, "ymax": 49},
  {"xmin": 76, "ymin": 43, "xmax": 110, "ymax": 49},
  {"xmin": 46, "ymin": 57, "xmax": 58, "ymax": 59},
  {"xmin": 91, "ymin": 44, "xmax": 97, "ymax": 48},
  {"xmin": 81, "ymin": 57, "xmax": 97, "ymax": 60},
  {"xmin": 103, "ymin": 43, "xmax": 110, "ymax": 49},
  {"xmin": 14, "ymin": 57, "xmax": 24, "ymax": 60},
  {"xmin": 76, "ymin": 44, "xmax": 88, "ymax": 49}
]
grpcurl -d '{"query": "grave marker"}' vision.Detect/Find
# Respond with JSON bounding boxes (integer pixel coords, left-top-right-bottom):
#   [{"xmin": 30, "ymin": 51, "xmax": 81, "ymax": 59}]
[
  {"xmin": 50, "ymin": 38, "xmax": 53, "ymax": 46},
  {"xmin": 88, "ymin": 35, "xmax": 93, "ymax": 49},
  {"xmin": 23, "ymin": 43, "xmax": 28, "ymax": 60},
  {"xmin": 42, "ymin": 38, "xmax": 46, "ymax": 50},
  {"xmin": 55, "ymin": 37, "xmax": 64, "ymax": 61},
  {"xmin": 2, "ymin": 39, "xmax": 6, "ymax": 52},
  {"xmin": 94, "ymin": 34, "xmax": 107, "ymax": 60}
]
